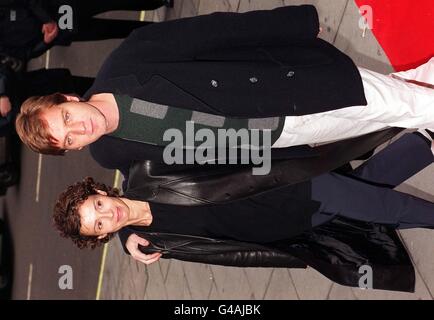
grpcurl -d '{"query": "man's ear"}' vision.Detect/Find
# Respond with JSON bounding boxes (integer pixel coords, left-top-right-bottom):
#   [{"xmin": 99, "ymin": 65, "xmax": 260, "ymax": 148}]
[
  {"xmin": 95, "ymin": 189, "xmax": 108, "ymax": 196},
  {"xmin": 63, "ymin": 94, "xmax": 80, "ymax": 102},
  {"xmin": 97, "ymin": 233, "xmax": 108, "ymax": 240}
]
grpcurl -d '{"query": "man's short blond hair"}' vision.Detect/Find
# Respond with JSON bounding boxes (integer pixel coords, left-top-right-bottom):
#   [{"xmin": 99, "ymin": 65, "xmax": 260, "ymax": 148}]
[{"xmin": 15, "ymin": 93, "xmax": 67, "ymax": 155}]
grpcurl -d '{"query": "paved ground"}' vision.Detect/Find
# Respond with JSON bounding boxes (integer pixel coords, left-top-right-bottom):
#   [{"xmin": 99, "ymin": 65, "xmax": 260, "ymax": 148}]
[{"xmin": 96, "ymin": 0, "xmax": 434, "ymax": 300}]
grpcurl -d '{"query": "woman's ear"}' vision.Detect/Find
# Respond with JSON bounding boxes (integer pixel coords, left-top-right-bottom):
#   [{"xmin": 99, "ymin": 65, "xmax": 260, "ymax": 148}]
[
  {"xmin": 95, "ymin": 189, "xmax": 108, "ymax": 196},
  {"xmin": 63, "ymin": 94, "xmax": 80, "ymax": 102},
  {"xmin": 97, "ymin": 233, "xmax": 108, "ymax": 240}
]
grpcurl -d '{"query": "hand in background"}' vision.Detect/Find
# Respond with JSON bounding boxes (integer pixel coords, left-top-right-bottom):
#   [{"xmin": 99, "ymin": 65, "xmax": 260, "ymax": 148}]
[
  {"xmin": 42, "ymin": 21, "xmax": 59, "ymax": 44},
  {"xmin": 0, "ymin": 96, "xmax": 12, "ymax": 117}
]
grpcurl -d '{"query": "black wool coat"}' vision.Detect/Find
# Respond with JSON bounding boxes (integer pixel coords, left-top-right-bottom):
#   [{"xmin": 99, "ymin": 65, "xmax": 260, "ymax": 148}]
[
  {"xmin": 85, "ymin": 5, "xmax": 366, "ymax": 117},
  {"xmin": 86, "ymin": 5, "xmax": 390, "ymax": 185}
]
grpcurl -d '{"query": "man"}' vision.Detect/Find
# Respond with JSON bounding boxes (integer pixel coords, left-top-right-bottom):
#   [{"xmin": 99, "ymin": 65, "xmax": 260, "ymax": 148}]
[
  {"xmin": 0, "ymin": 0, "xmax": 171, "ymax": 61},
  {"xmin": 15, "ymin": 5, "xmax": 434, "ymax": 183}
]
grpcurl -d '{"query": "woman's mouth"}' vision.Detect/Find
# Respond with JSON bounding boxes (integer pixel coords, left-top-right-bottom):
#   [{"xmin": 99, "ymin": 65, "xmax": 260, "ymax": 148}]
[{"xmin": 116, "ymin": 207, "xmax": 122, "ymax": 223}]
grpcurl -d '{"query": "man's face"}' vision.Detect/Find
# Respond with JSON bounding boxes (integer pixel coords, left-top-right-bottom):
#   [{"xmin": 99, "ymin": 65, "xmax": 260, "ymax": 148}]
[
  {"xmin": 40, "ymin": 96, "xmax": 107, "ymax": 150},
  {"xmin": 78, "ymin": 192, "xmax": 130, "ymax": 239}
]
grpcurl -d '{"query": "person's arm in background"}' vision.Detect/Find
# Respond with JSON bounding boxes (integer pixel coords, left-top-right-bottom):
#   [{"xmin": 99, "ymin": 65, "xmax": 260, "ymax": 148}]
[
  {"xmin": 127, "ymin": 5, "xmax": 320, "ymax": 60},
  {"xmin": 26, "ymin": 0, "xmax": 59, "ymax": 45},
  {"xmin": 13, "ymin": 0, "xmax": 59, "ymax": 57},
  {"xmin": 1, "ymin": 0, "xmax": 54, "ymax": 23},
  {"xmin": 12, "ymin": 0, "xmax": 53, "ymax": 23},
  {"xmin": 0, "ymin": 63, "xmax": 15, "ymax": 132},
  {"xmin": 0, "ymin": 64, "xmax": 13, "ymax": 117}
]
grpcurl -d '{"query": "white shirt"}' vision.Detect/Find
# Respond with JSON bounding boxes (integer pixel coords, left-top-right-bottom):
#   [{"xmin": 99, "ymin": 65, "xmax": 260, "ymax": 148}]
[{"xmin": 273, "ymin": 58, "xmax": 434, "ymax": 148}]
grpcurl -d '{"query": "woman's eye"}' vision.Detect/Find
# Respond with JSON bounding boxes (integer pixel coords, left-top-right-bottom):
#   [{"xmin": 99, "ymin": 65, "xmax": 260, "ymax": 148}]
[
  {"xmin": 97, "ymin": 221, "xmax": 103, "ymax": 230},
  {"xmin": 97, "ymin": 200, "xmax": 102, "ymax": 208},
  {"xmin": 65, "ymin": 112, "xmax": 70, "ymax": 123}
]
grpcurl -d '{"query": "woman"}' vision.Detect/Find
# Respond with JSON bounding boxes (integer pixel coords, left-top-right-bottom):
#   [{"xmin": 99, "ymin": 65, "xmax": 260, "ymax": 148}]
[{"xmin": 53, "ymin": 132, "xmax": 434, "ymax": 292}]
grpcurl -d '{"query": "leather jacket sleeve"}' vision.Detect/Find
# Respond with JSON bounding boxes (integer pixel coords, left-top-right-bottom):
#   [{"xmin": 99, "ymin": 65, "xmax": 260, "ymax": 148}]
[
  {"xmin": 126, "ymin": 127, "xmax": 403, "ymax": 206},
  {"xmin": 117, "ymin": 218, "xmax": 416, "ymax": 292},
  {"xmin": 118, "ymin": 229, "xmax": 307, "ymax": 269}
]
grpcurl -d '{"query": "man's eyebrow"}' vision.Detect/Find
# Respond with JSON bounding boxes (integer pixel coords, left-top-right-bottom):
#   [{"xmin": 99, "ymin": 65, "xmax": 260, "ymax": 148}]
[{"xmin": 60, "ymin": 109, "xmax": 68, "ymax": 148}]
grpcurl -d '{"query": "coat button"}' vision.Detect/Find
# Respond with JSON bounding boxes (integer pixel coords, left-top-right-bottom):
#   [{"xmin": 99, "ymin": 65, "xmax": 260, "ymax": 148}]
[
  {"xmin": 249, "ymin": 77, "xmax": 258, "ymax": 83},
  {"xmin": 211, "ymin": 80, "xmax": 218, "ymax": 87},
  {"xmin": 286, "ymin": 71, "xmax": 295, "ymax": 77}
]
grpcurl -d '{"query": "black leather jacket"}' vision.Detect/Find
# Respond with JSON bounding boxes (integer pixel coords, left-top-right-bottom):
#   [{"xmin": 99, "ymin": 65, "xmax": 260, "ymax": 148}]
[
  {"xmin": 118, "ymin": 217, "xmax": 414, "ymax": 293},
  {"xmin": 118, "ymin": 127, "xmax": 414, "ymax": 292},
  {"xmin": 119, "ymin": 230, "xmax": 306, "ymax": 268}
]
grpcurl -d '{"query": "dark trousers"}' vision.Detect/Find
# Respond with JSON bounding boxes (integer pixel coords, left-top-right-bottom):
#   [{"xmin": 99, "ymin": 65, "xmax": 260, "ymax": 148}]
[
  {"xmin": 311, "ymin": 133, "xmax": 434, "ymax": 228},
  {"xmin": 54, "ymin": 0, "xmax": 164, "ymax": 43}
]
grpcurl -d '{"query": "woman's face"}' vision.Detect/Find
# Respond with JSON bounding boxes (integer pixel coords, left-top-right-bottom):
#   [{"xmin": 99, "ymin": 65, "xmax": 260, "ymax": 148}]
[{"xmin": 78, "ymin": 191, "xmax": 129, "ymax": 239}]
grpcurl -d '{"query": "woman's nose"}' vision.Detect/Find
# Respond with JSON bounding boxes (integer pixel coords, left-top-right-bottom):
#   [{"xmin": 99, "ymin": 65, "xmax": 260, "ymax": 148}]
[{"xmin": 99, "ymin": 210, "xmax": 113, "ymax": 219}]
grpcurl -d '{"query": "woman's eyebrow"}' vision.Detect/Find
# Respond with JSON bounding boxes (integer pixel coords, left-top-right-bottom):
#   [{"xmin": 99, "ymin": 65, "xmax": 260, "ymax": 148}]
[
  {"xmin": 93, "ymin": 200, "xmax": 99, "ymax": 233},
  {"xmin": 93, "ymin": 219, "xmax": 98, "ymax": 234}
]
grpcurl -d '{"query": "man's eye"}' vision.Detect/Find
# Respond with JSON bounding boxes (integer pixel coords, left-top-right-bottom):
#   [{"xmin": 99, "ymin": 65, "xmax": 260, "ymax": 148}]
[
  {"xmin": 97, "ymin": 221, "xmax": 103, "ymax": 230},
  {"xmin": 65, "ymin": 112, "xmax": 70, "ymax": 123},
  {"xmin": 66, "ymin": 136, "xmax": 73, "ymax": 146},
  {"xmin": 97, "ymin": 200, "xmax": 102, "ymax": 208}
]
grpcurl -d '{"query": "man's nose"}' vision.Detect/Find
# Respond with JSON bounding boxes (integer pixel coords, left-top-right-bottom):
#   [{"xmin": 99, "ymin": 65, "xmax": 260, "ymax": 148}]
[{"xmin": 69, "ymin": 121, "xmax": 86, "ymax": 135}]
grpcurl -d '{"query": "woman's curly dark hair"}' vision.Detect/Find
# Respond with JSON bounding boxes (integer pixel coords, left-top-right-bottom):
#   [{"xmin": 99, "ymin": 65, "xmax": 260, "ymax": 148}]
[{"xmin": 53, "ymin": 177, "xmax": 120, "ymax": 249}]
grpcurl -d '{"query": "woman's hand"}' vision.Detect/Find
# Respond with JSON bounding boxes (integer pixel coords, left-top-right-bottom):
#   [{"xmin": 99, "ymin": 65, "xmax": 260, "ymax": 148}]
[{"xmin": 126, "ymin": 233, "xmax": 162, "ymax": 265}]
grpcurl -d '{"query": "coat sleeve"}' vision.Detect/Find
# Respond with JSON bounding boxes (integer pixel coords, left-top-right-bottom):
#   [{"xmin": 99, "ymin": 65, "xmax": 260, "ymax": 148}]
[
  {"xmin": 162, "ymin": 249, "xmax": 307, "ymax": 269},
  {"xmin": 26, "ymin": 0, "xmax": 54, "ymax": 23},
  {"xmin": 0, "ymin": 64, "xmax": 13, "ymax": 97},
  {"xmin": 2, "ymin": 0, "xmax": 54, "ymax": 22},
  {"xmin": 128, "ymin": 5, "xmax": 320, "ymax": 59},
  {"xmin": 117, "ymin": 229, "xmax": 307, "ymax": 269}
]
